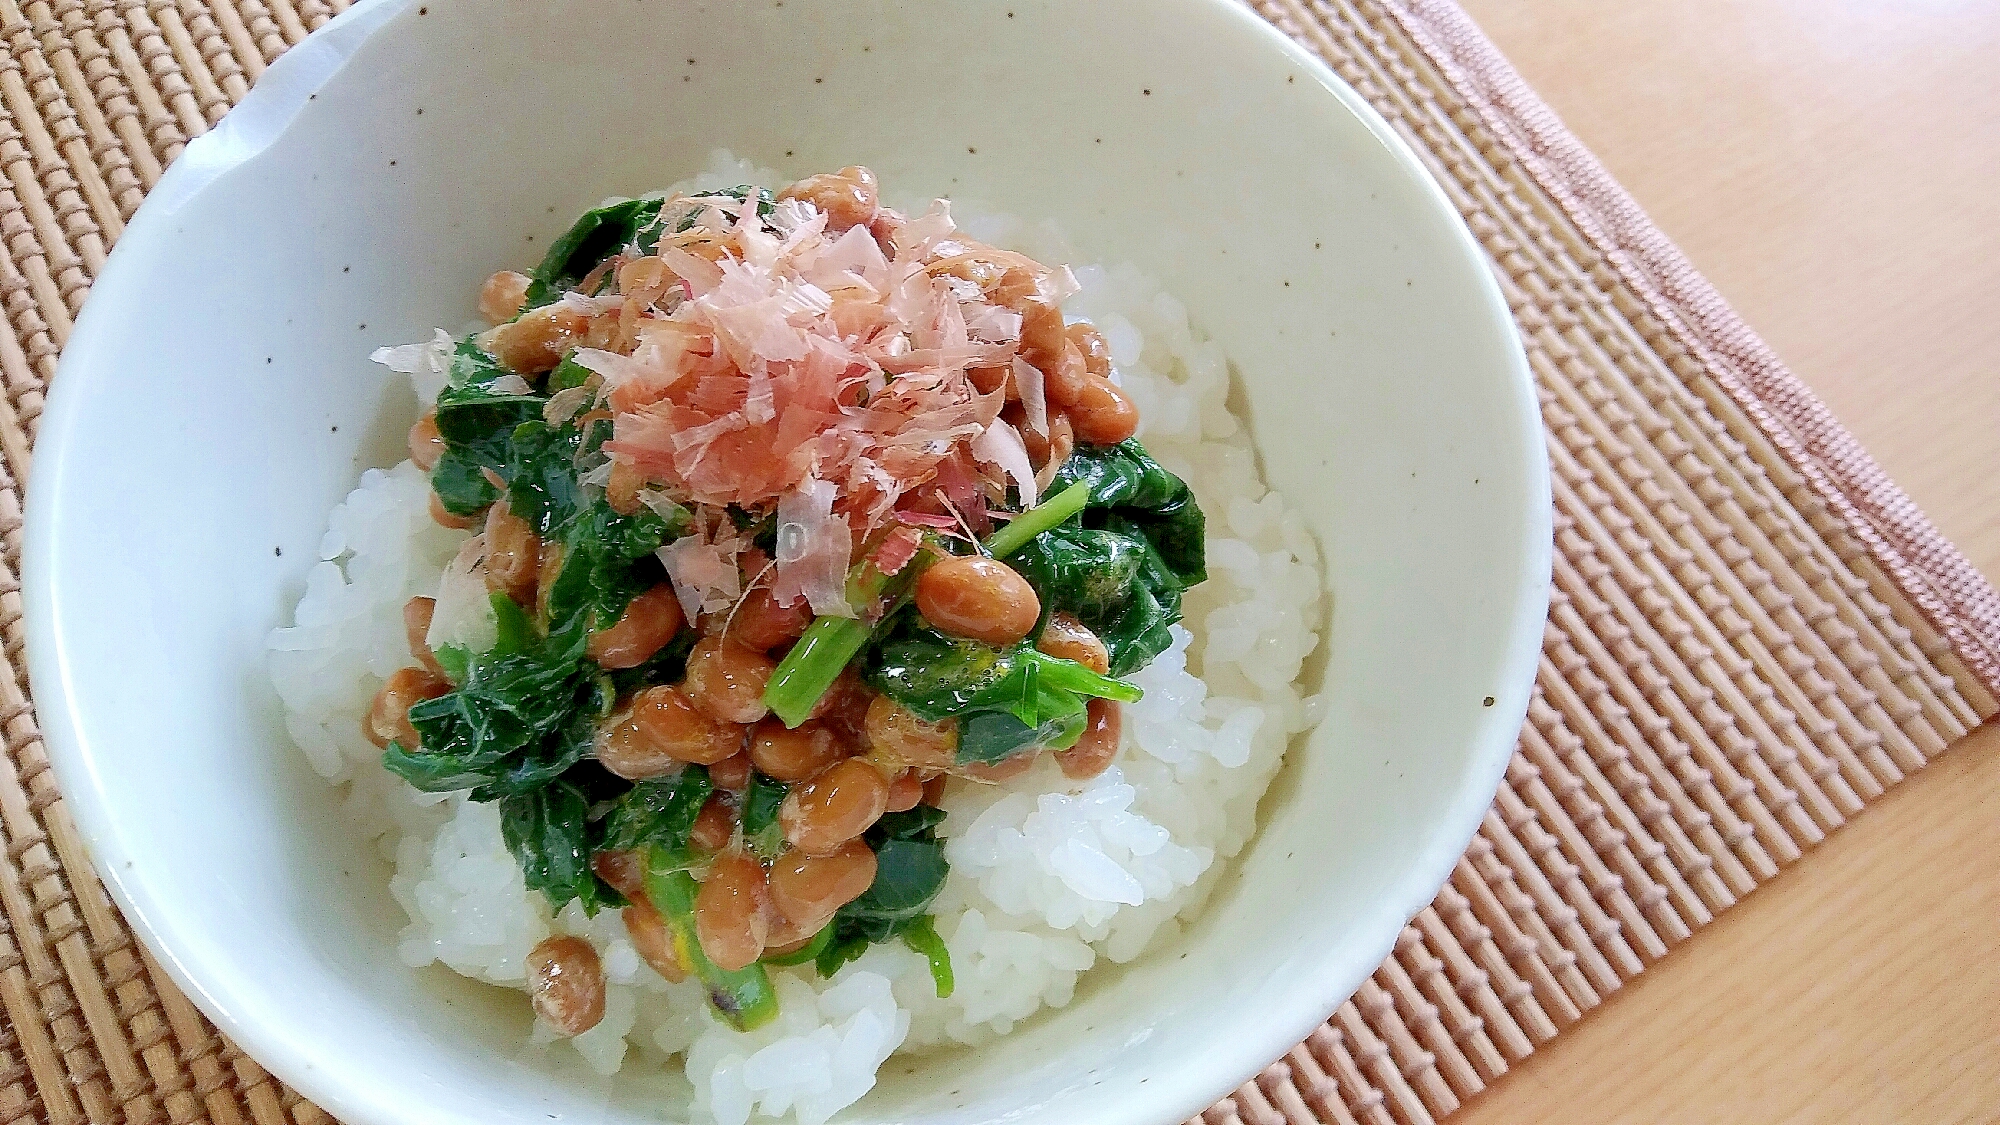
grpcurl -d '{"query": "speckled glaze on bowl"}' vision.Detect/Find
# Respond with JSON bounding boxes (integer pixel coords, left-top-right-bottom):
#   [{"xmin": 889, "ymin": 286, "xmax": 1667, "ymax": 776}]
[{"xmin": 22, "ymin": 1, "xmax": 1549, "ymax": 1122}]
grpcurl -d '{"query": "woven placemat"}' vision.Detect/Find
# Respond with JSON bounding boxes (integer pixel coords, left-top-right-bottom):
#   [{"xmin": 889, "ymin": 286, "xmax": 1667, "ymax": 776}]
[{"xmin": 0, "ymin": 1, "xmax": 1993, "ymax": 1123}]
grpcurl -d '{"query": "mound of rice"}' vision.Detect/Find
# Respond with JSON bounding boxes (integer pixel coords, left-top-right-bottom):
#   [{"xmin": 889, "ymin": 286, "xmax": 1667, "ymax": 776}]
[{"xmin": 266, "ymin": 154, "xmax": 1325, "ymax": 1125}]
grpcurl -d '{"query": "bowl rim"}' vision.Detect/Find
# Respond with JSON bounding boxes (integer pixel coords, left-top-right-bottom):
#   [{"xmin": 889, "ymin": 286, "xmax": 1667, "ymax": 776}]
[{"xmin": 21, "ymin": 0, "xmax": 1552, "ymax": 1121}]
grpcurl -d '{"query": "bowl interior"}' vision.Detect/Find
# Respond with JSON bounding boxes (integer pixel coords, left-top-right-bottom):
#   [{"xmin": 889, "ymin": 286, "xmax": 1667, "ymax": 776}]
[{"xmin": 24, "ymin": 1, "xmax": 1547, "ymax": 1123}]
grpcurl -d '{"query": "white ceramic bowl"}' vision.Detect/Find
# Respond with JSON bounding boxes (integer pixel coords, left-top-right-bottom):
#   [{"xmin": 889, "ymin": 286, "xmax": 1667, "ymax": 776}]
[{"xmin": 23, "ymin": 1, "xmax": 1549, "ymax": 1122}]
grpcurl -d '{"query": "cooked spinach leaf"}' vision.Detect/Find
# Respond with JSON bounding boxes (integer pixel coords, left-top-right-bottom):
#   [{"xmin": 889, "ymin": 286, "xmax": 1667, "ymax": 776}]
[
  {"xmin": 521, "ymin": 188, "xmax": 777, "ymax": 311},
  {"xmin": 742, "ymin": 773, "xmax": 786, "ymax": 841},
  {"xmin": 562, "ymin": 759, "xmax": 636, "ymax": 809},
  {"xmin": 386, "ymin": 622, "xmax": 592, "ymax": 794},
  {"xmin": 763, "ymin": 482, "xmax": 1090, "ymax": 727},
  {"xmin": 864, "ymin": 618, "xmax": 1139, "ymax": 763},
  {"xmin": 395, "ymin": 323, "xmax": 687, "ymax": 818},
  {"xmin": 434, "ymin": 344, "xmax": 539, "ymax": 445},
  {"xmin": 542, "ymin": 495, "xmax": 679, "ymax": 640},
  {"xmin": 501, "ymin": 418, "xmax": 588, "ymax": 535},
  {"xmin": 848, "ymin": 838, "xmax": 951, "ymax": 921},
  {"xmin": 867, "ymin": 621, "xmax": 1140, "ymax": 722},
  {"xmin": 447, "ymin": 335, "xmax": 509, "ymax": 387},
  {"xmin": 524, "ymin": 197, "xmax": 666, "ymax": 309},
  {"xmin": 428, "ymin": 339, "xmax": 542, "ymax": 515},
  {"xmin": 390, "ymin": 613, "xmax": 626, "ymax": 914},
  {"xmin": 497, "ymin": 414, "xmax": 684, "ymax": 638},
  {"xmin": 876, "ymin": 806, "xmax": 948, "ymax": 840},
  {"xmin": 957, "ymin": 704, "xmax": 1087, "ymax": 766},
  {"xmin": 1045, "ymin": 439, "xmax": 1205, "ymax": 586},
  {"xmin": 491, "ymin": 592, "xmax": 537, "ymax": 655},
  {"xmin": 428, "ymin": 447, "xmax": 499, "ymax": 516},
  {"xmin": 547, "ymin": 354, "xmax": 593, "ymax": 392},
  {"xmin": 499, "ymin": 777, "xmax": 616, "ymax": 914},
  {"xmin": 602, "ymin": 767, "xmax": 712, "ymax": 854},
  {"xmin": 815, "ymin": 807, "xmax": 951, "ymax": 977},
  {"xmin": 1009, "ymin": 523, "xmax": 1183, "ymax": 677},
  {"xmin": 1007, "ymin": 439, "xmax": 1207, "ymax": 675}
]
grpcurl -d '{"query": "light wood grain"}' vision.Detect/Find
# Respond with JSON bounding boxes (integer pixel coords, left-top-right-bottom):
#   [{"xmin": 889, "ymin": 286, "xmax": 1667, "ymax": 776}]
[
  {"xmin": 1447, "ymin": 1, "xmax": 2000, "ymax": 1120},
  {"xmin": 1458, "ymin": 0, "xmax": 2000, "ymax": 584},
  {"xmin": 1453, "ymin": 724, "xmax": 2000, "ymax": 1125}
]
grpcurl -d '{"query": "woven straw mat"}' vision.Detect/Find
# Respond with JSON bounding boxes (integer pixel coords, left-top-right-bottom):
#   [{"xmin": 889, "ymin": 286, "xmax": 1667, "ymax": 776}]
[{"xmin": 0, "ymin": 1, "xmax": 1993, "ymax": 1123}]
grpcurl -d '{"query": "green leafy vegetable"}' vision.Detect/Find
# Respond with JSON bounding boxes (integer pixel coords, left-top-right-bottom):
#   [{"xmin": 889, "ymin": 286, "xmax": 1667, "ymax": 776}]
[
  {"xmin": 392, "ymin": 323, "xmax": 693, "ymax": 914},
  {"xmin": 763, "ymin": 617, "xmax": 874, "ymax": 729},
  {"xmin": 741, "ymin": 772, "xmax": 787, "ymax": 859},
  {"xmin": 815, "ymin": 808, "xmax": 952, "ymax": 978},
  {"xmin": 432, "ymin": 643, "xmax": 470, "ymax": 685},
  {"xmin": 556, "ymin": 498, "xmax": 681, "ymax": 630},
  {"xmin": 433, "ymin": 348, "xmax": 540, "ymax": 447},
  {"xmin": 389, "ymin": 608, "xmax": 620, "ymax": 909},
  {"xmin": 1009, "ymin": 524, "xmax": 1183, "ymax": 677},
  {"xmin": 764, "ymin": 480, "xmax": 1098, "ymax": 728},
  {"xmin": 865, "ymin": 620, "xmax": 1140, "ymax": 764},
  {"xmin": 521, "ymin": 187, "xmax": 777, "ymax": 311},
  {"xmin": 385, "ymin": 623, "xmax": 597, "ymax": 797},
  {"xmin": 1006, "ymin": 441, "xmax": 1207, "ymax": 675},
  {"xmin": 544, "ymin": 494, "xmax": 681, "ymax": 640},
  {"xmin": 546, "ymin": 354, "xmax": 594, "ymax": 392},
  {"xmin": 428, "ymin": 449, "xmax": 500, "ymax": 516},
  {"xmin": 427, "ymin": 340, "xmax": 543, "ymax": 515},
  {"xmin": 447, "ymin": 333, "xmax": 503, "ymax": 381},
  {"xmin": 500, "ymin": 419, "xmax": 589, "ymax": 535},
  {"xmin": 875, "ymin": 806, "xmax": 948, "ymax": 838},
  {"xmin": 848, "ymin": 838, "xmax": 951, "ymax": 921},
  {"xmin": 489, "ymin": 412, "xmax": 685, "ymax": 640},
  {"xmin": 490, "ymin": 592, "xmax": 537, "ymax": 655},
  {"xmin": 523, "ymin": 197, "xmax": 666, "ymax": 309},
  {"xmin": 865, "ymin": 622, "xmax": 1014, "ymax": 718},
  {"xmin": 386, "ymin": 576, "xmax": 655, "ymax": 913},
  {"xmin": 1044, "ymin": 439, "xmax": 1205, "ymax": 586},
  {"xmin": 562, "ymin": 759, "xmax": 639, "ymax": 809},
  {"xmin": 498, "ymin": 778, "xmax": 617, "ymax": 914},
  {"xmin": 602, "ymin": 768, "xmax": 712, "ymax": 854},
  {"xmin": 956, "ymin": 704, "xmax": 1087, "ymax": 766}
]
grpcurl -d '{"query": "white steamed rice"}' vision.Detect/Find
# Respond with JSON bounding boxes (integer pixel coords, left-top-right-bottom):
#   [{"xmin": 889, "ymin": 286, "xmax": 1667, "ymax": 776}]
[{"xmin": 266, "ymin": 153, "xmax": 1326, "ymax": 1125}]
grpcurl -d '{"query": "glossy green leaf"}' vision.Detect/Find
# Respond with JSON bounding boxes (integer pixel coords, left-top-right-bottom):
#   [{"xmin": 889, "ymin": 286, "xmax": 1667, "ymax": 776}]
[
  {"xmin": 498, "ymin": 779, "xmax": 616, "ymax": 914},
  {"xmin": 602, "ymin": 768, "xmax": 713, "ymax": 853},
  {"xmin": 523, "ymin": 197, "xmax": 665, "ymax": 309}
]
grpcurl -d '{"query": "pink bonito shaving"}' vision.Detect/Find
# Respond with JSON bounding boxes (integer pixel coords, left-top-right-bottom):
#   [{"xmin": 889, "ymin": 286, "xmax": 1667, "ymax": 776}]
[{"xmin": 580, "ymin": 168, "xmax": 1102, "ymax": 615}]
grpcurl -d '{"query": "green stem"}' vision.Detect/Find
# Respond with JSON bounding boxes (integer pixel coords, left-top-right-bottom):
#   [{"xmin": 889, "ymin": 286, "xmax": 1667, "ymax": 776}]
[
  {"xmin": 764, "ymin": 616, "xmax": 874, "ymax": 728},
  {"xmin": 762, "ymin": 480, "xmax": 1096, "ymax": 727},
  {"xmin": 640, "ymin": 849, "xmax": 779, "ymax": 1031},
  {"xmin": 1026, "ymin": 649, "xmax": 1145, "ymax": 704},
  {"xmin": 763, "ymin": 553, "xmax": 919, "ymax": 727},
  {"xmin": 900, "ymin": 914, "xmax": 955, "ymax": 998},
  {"xmin": 985, "ymin": 479, "xmax": 1091, "ymax": 557}
]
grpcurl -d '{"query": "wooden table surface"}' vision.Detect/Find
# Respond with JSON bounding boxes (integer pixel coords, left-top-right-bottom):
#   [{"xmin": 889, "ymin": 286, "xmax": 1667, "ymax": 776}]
[{"xmin": 1446, "ymin": 2, "xmax": 2000, "ymax": 1122}]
